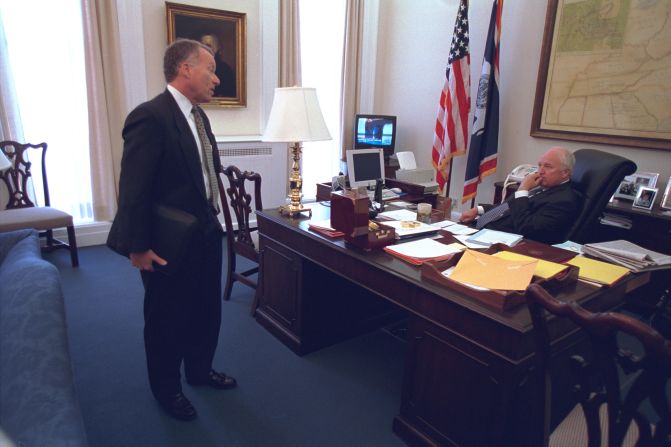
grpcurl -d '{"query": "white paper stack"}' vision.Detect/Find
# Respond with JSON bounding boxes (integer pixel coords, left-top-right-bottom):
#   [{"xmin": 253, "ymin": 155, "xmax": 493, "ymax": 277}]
[{"xmin": 582, "ymin": 240, "xmax": 671, "ymax": 272}]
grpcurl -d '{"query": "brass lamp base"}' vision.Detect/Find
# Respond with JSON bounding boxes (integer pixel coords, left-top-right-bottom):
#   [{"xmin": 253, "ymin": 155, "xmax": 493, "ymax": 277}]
[
  {"xmin": 279, "ymin": 142, "xmax": 313, "ymax": 218},
  {"xmin": 279, "ymin": 203, "xmax": 312, "ymax": 217}
]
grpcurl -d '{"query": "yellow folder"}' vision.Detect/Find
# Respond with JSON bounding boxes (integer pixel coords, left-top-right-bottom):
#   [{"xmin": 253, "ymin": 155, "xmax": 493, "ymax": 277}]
[
  {"xmin": 566, "ymin": 255, "xmax": 630, "ymax": 286},
  {"xmin": 493, "ymin": 251, "xmax": 568, "ymax": 279},
  {"xmin": 450, "ymin": 250, "xmax": 537, "ymax": 291}
]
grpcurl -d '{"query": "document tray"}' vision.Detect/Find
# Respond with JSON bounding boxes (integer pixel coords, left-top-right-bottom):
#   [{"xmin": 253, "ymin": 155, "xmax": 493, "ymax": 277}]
[{"xmin": 420, "ymin": 249, "xmax": 578, "ymax": 311}]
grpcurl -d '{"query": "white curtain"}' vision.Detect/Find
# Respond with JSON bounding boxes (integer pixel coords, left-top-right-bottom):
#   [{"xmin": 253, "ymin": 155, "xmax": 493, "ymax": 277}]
[
  {"xmin": 279, "ymin": 0, "xmax": 302, "ymax": 87},
  {"xmin": 81, "ymin": 0, "xmax": 127, "ymax": 221},
  {"xmin": 339, "ymin": 0, "xmax": 364, "ymax": 161},
  {"xmin": 0, "ymin": 11, "xmax": 23, "ymax": 143}
]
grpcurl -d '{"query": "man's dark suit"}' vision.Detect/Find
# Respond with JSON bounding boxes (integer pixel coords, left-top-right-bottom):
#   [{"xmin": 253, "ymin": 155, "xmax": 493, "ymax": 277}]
[
  {"xmin": 482, "ymin": 182, "xmax": 581, "ymax": 245},
  {"xmin": 107, "ymin": 90, "xmax": 224, "ymax": 400}
]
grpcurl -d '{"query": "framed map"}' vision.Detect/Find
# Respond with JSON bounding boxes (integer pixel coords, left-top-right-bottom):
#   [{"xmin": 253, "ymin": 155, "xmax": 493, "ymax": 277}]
[{"xmin": 531, "ymin": 0, "xmax": 671, "ymax": 151}]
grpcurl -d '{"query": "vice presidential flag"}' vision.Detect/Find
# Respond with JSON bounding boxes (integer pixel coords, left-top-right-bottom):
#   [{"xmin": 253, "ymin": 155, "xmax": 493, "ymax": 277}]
[
  {"xmin": 462, "ymin": 0, "xmax": 503, "ymax": 203},
  {"xmin": 431, "ymin": 0, "xmax": 470, "ymax": 195}
]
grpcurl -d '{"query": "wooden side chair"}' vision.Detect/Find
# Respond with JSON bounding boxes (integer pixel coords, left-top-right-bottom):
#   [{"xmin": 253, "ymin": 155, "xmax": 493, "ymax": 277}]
[
  {"xmin": 526, "ymin": 283, "xmax": 671, "ymax": 446},
  {"xmin": 217, "ymin": 165, "xmax": 262, "ymax": 314},
  {"xmin": 0, "ymin": 141, "xmax": 79, "ymax": 267}
]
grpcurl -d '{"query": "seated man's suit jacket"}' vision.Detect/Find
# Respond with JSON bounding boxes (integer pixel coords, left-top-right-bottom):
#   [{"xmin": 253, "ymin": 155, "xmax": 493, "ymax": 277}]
[{"xmin": 483, "ymin": 181, "xmax": 581, "ymax": 245}]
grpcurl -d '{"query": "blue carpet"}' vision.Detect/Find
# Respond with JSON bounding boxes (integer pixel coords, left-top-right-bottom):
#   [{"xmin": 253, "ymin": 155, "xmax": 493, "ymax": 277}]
[{"xmin": 45, "ymin": 244, "xmax": 407, "ymax": 447}]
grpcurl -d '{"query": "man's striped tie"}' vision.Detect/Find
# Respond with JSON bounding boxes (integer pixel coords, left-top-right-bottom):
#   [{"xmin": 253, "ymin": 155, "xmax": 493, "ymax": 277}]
[
  {"xmin": 476, "ymin": 187, "xmax": 543, "ymax": 230},
  {"xmin": 192, "ymin": 107, "xmax": 219, "ymax": 208}
]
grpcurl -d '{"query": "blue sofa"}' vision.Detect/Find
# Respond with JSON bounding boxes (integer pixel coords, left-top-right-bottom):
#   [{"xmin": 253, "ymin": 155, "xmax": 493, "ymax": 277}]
[{"xmin": 0, "ymin": 229, "xmax": 87, "ymax": 446}]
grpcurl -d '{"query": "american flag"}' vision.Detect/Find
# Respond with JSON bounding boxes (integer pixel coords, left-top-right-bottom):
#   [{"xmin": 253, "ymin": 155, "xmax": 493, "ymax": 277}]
[
  {"xmin": 462, "ymin": 0, "xmax": 503, "ymax": 203},
  {"xmin": 431, "ymin": 0, "xmax": 470, "ymax": 196}
]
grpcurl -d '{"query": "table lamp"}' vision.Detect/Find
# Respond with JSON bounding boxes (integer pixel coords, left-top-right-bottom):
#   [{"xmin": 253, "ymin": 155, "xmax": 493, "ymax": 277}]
[{"xmin": 262, "ymin": 87, "xmax": 331, "ymax": 217}]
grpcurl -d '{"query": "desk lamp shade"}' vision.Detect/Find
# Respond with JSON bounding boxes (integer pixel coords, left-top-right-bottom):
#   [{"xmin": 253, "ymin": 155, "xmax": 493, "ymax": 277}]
[
  {"xmin": 0, "ymin": 151, "xmax": 11, "ymax": 172},
  {"xmin": 262, "ymin": 87, "xmax": 331, "ymax": 216}
]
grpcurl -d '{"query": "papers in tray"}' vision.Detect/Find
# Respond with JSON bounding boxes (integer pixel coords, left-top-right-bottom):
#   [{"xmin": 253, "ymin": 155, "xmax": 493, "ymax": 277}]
[
  {"xmin": 448, "ymin": 249, "xmax": 537, "ymax": 291},
  {"xmin": 308, "ymin": 219, "xmax": 345, "ymax": 238},
  {"xmin": 465, "ymin": 229, "xmax": 523, "ymax": 247},
  {"xmin": 493, "ymin": 251, "xmax": 568, "ymax": 279},
  {"xmin": 566, "ymin": 255, "xmax": 630, "ymax": 286},
  {"xmin": 384, "ymin": 238, "xmax": 464, "ymax": 265},
  {"xmin": 380, "ymin": 220, "xmax": 440, "ymax": 239},
  {"xmin": 442, "ymin": 223, "xmax": 479, "ymax": 235},
  {"xmin": 582, "ymin": 240, "xmax": 671, "ymax": 272}
]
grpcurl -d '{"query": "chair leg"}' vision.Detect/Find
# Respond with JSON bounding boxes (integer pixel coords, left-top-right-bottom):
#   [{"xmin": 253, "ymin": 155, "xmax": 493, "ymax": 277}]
[
  {"xmin": 66, "ymin": 225, "xmax": 79, "ymax": 267},
  {"xmin": 223, "ymin": 253, "xmax": 235, "ymax": 301},
  {"xmin": 250, "ymin": 286, "xmax": 259, "ymax": 317}
]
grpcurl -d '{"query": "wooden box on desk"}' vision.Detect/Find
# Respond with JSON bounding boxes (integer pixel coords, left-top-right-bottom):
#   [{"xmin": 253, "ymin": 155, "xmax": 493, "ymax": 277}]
[
  {"xmin": 330, "ymin": 190, "xmax": 369, "ymax": 237},
  {"xmin": 420, "ymin": 248, "xmax": 579, "ymax": 311},
  {"xmin": 345, "ymin": 222, "xmax": 396, "ymax": 251}
]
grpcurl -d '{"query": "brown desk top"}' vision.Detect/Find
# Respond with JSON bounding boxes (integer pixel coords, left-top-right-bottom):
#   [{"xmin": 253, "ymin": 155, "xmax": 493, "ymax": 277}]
[{"xmin": 257, "ymin": 202, "xmax": 641, "ymax": 363}]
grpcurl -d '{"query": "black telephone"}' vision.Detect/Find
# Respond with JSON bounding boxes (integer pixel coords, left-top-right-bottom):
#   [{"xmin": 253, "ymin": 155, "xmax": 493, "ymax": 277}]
[{"xmin": 369, "ymin": 178, "xmax": 384, "ymax": 218}]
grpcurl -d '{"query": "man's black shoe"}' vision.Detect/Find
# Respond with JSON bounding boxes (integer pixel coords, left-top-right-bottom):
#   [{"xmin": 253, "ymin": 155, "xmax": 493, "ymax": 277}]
[
  {"xmin": 187, "ymin": 370, "xmax": 237, "ymax": 390},
  {"xmin": 157, "ymin": 392, "xmax": 197, "ymax": 421}
]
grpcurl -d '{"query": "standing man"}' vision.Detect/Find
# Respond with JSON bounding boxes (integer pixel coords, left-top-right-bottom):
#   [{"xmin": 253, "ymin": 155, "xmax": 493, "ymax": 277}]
[
  {"xmin": 459, "ymin": 146, "xmax": 582, "ymax": 244},
  {"xmin": 107, "ymin": 39, "xmax": 236, "ymax": 421}
]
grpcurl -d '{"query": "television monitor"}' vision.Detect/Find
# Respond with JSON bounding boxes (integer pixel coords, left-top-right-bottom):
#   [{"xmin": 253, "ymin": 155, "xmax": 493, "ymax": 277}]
[
  {"xmin": 354, "ymin": 114, "xmax": 396, "ymax": 158},
  {"xmin": 346, "ymin": 148, "xmax": 385, "ymax": 190}
]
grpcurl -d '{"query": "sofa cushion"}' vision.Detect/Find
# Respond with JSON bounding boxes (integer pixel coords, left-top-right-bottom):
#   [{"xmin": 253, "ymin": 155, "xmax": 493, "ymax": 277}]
[{"xmin": 0, "ymin": 229, "xmax": 87, "ymax": 446}]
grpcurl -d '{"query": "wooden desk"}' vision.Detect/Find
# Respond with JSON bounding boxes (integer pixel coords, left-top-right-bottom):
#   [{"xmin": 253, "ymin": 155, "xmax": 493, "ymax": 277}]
[
  {"xmin": 255, "ymin": 203, "xmax": 644, "ymax": 446},
  {"xmin": 316, "ymin": 178, "xmax": 437, "ymax": 206}
]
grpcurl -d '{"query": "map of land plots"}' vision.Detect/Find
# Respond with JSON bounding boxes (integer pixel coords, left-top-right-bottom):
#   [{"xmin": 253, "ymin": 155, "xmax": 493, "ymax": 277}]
[{"xmin": 541, "ymin": 0, "xmax": 671, "ymax": 141}]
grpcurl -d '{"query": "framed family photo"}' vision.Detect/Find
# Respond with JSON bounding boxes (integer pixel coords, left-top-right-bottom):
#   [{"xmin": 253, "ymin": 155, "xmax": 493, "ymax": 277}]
[
  {"xmin": 661, "ymin": 177, "xmax": 671, "ymax": 211},
  {"xmin": 166, "ymin": 2, "xmax": 246, "ymax": 107},
  {"xmin": 613, "ymin": 172, "xmax": 659, "ymax": 201},
  {"xmin": 632, "ymin": 187, "xmax": 657, "ymax": 210}
]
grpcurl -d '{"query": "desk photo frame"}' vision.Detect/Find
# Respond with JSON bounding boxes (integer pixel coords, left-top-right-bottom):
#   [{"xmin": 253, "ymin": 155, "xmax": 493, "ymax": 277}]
[
  {"xmin": 632, "ymin": 187, "xmax": 657, "ymax": 211},
  {"xmin": 660, "ymin": 177, "xmax": 671, "ymax": 210},
  {"xmin": 166, "ymin": 2, "xmax": 246, "ymax": 107},
  {"xmin": 613, "ymin": 172, "xmax": 659, "ymax": 201}
]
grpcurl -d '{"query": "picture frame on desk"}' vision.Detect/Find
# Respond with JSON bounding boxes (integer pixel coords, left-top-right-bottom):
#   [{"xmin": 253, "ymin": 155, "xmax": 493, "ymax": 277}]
[
  {"xmin": 660, "ymin": 177, "xmax": 671, "ymax": 210},
  {"xmin": 632, "ymin": 186, "xmax": 657, "ymax": 211},
  {"xmin": 613, "ymin": 172, "xmax": 659, "ymax": 201}
]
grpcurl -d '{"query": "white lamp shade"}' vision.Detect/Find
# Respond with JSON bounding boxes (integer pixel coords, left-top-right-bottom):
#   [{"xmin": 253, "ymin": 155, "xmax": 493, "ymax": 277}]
[
  {"xmin": 0, "ymin": 151, "xmax": 11, "ymax": 172},
  {"xmin": 262, "ymin": 87, "xmax": 332, "ymax": 143}
]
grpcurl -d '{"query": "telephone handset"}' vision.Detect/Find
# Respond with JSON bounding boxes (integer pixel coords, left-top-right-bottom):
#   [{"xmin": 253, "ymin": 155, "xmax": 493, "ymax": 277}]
[
  {"xmin": 502, "ymin": 164, "xmax": 539, "ymax": 198},
  {"xmin": 508, "ymin": 164, "xmax": 538, "ymax": 182}
]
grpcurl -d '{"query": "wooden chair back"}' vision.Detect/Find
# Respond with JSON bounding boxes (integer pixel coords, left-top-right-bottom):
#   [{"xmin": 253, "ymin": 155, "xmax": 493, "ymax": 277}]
[
  {"xmin": 0, "ymin": 141, "xmax": 50, "ymax": 209},
  {"xmin": 217, "ymin": 165, "xmax": 263, "ymax": 309},
  {"xmin": 526, "ymin": 283, "xmax": 671, "ymax": 446}
]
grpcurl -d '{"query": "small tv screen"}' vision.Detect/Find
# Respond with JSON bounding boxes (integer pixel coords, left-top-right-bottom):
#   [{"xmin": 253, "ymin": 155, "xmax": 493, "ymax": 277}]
[{"xmin": 354, "ymin": 114, "xmax": 396, "ymax": 157}]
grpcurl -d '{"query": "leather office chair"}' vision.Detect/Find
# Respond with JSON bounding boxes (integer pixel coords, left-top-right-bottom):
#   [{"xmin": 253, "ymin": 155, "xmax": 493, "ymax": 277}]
[
  {"xmin": 0, "ymin": 141, "xmax": 79, "ymax": 267},
  {"xmin": 565, "ymin": 149, "xmax": 636, "ymax": 243},
  {"xmin": 217, "ymin": 165, "xmax": 262, "ymax": 314},
  {"xmin": 526, "ymin": 283, "xmax": 671, "ymax": 447}
]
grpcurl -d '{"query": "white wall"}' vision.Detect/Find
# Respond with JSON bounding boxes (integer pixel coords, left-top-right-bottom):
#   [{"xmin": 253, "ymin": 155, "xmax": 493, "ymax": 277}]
[{"xmin": 374, "ymin": 0, "xmax": 670, "ymax": 207}]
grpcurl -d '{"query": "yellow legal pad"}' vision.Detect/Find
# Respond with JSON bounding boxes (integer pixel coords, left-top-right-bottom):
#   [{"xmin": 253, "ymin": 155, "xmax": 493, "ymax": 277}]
[
  {"xmin": 566, "ymin": 255, "xmax": 630, "ymax": 286},
  {"xmin": 493, "ymin": 251, "xmax": 568, "ymax": 279},
  {"xmin": 450, "ymin": 250, "xmax": 537, "ymax": 291}
]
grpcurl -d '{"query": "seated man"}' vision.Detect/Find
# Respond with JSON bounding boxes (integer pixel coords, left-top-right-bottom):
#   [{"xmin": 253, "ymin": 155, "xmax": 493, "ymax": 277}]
[{"xmin": 460, "ymin": 146, "xmax": 581, "ymax": 244}]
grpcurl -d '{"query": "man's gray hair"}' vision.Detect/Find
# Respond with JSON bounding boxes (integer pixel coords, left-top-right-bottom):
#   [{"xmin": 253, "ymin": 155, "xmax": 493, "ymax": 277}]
[
  {"xmin": 556, "ymin": 147, "xmax": 575, "ymax": 172},
  {"xmin": 163, "ymin": 38, "xmax": 213, "ymax": 83}
]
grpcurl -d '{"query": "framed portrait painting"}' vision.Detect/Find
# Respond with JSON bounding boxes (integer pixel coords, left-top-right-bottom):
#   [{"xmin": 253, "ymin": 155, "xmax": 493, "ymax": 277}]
[{"xmin": 166, "ymin": 2, "xmax": 246, "ymax": 107}]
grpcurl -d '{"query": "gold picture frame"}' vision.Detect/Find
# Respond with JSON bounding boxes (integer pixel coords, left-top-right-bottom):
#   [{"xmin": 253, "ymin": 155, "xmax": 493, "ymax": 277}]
[
  {"xmin": 166, "ymin": 2, "xmax": 246, "ymax": 108},
  {"xmin": 530, "ymin": 0, "xmax": 670, "ymax": 151}
]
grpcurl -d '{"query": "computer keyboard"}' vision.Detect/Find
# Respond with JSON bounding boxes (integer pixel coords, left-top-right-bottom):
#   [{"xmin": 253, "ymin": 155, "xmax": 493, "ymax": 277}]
[{"xmin": 366, "ymin": 189, "xmax": 400, "ymax": 200}]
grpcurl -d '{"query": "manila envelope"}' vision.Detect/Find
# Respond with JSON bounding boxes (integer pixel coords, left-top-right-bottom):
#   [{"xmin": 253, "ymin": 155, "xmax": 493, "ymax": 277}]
[{"xmin": 450, "ymin": 250, "xmax": 538, "ymax": 291}]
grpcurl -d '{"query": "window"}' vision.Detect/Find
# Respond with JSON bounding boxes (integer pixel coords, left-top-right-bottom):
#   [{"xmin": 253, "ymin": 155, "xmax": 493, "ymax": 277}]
[
  {"xmin": 299, "ymin": 0, "xmax": 346, "ymax": 200},
  {"xmin": 0, "ymin": 0, "xmax": 93, "ymax": 223}
]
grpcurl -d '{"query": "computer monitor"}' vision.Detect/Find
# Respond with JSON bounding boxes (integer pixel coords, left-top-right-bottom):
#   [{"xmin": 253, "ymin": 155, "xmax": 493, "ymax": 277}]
[
  {"xmin": 354, "ymin": 114, "xmax": 396, "ymax": 158},
  {"xmin": 346, "ymin": 148, "xmax": 385, "ymax": 190}
]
